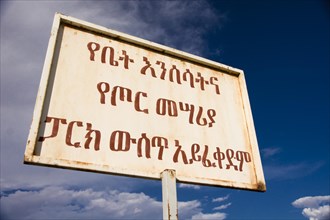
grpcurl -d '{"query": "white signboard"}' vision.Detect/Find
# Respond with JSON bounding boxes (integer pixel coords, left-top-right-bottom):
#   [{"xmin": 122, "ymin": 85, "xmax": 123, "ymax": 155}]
[{"xmin": 25, "ymin": 13, "xmax": 266, "ymax": 191}]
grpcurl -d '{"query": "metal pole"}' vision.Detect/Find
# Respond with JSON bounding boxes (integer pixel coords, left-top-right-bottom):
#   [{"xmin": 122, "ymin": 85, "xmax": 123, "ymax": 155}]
[{"xmin": 161, "ymin": 169, "xmax": 178, "ymax": 220}]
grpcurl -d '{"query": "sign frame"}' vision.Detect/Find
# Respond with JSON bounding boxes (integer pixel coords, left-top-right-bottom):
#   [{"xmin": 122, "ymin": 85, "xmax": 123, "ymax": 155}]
[{"xmin": 24, "ymin": 13, "xmax": 266, "ymax": 192}]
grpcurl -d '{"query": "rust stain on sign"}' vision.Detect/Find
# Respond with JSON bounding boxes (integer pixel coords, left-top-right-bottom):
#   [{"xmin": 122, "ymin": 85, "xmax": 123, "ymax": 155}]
[{"xmin": 24, "ymin": 13, "xmax": 266, "ymax": 192}]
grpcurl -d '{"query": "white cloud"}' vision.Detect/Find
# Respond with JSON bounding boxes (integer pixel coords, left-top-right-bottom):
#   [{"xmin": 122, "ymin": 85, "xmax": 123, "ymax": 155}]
[
  {"xmin": 261, "ymin": 147, "xmax": 281, "ymax": 159},
  {"xmin": 293, "ymin": 196, "xmax": 330, "ymax": 208},
  {"xmin": 264, "ymin": 162, "xmax": 324, "ymax": 180},
  {"xmin": 301, "ymin": 206, "xmax": 330, "ymax": 220},
  {"xmin": 292, "ymin": 195, "xmax": 330, "ymax": 220},
  {"xmin": 212, "ymin": 195, "xmax": 229, "ymax": 203},
  {"xmin": 0, "ymin": 186, "xmax": 162, "ymax": 219},
  {"xmin": 179, "ymin": 183, "xmax": 201, "ymax": 190},
  {"xmin": 213, "ymin": 203, "xmax": 232, "ymax": 211},
  {"xmin": 178, "ymin": 200, "xmax": 202, "ymax": 219},
  {"xmin": 260, "ymin": 147, "xmax": 323, "ymax": 181},
  {"xmin": 0, "ymin": 186, "xmax": 232, "ymax": 219},
  {"xmin": 192, "ymin": 212, "xmax": 227, "ymax": 220},
  {"xmin": 0, "ymin": 186, "xmax": 213, "ymax": 219}
]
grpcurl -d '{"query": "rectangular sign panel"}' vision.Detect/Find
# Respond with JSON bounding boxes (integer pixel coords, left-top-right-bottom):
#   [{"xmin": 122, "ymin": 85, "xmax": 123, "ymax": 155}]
[{"xmin": 24, "ymin": 13, "xmax": 266, "ymax": 191}]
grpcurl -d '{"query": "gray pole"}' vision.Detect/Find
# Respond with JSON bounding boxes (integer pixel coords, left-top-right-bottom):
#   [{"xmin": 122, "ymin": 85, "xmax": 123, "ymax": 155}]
[{"xmin": 161, "ymin": 169, "xmax": 178, "ymax": 220}]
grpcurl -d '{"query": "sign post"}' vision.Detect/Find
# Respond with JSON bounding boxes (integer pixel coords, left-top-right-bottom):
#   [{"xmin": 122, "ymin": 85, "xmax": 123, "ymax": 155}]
[
  {"xmin": 161, "ymin": 170, "xmax": 178, "ymax": 220},
  {"xmin": 24, "ymin": 13, "xmax": 266, "ymax": 219}
]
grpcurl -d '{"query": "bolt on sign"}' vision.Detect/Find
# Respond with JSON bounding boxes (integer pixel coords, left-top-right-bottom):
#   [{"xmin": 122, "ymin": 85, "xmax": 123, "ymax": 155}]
[{"xmin": 24, "ymin": 13, "xmax": 266, "ymax": 191}]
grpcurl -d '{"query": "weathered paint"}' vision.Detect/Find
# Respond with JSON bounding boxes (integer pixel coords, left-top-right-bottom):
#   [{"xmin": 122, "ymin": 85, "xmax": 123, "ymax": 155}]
[
  {"xmin": 161, "ymin": 170, "xmax": 178, "ymax": 220},
  {"xmin": 24, "ymin": 13, "xmax": 266, "ymax": 192}
]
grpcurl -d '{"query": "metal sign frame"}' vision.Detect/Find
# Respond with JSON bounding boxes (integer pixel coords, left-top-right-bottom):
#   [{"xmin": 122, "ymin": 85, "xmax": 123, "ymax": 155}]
[{"xmin": 24, "ymin": 13, "xmax": 266, "ymax": 192}]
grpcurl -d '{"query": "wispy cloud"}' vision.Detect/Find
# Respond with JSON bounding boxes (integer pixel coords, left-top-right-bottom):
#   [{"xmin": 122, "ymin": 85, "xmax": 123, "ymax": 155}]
[
  {"xmin": 261, "ymin": 147, "xmax": 281, "ymax": 159},
  {"xmin": 204, "ymin": 195, "xmax": 232, "ymax": 217},
  {"xmin": 179, "ymin": 183, "xmax": 201, "ymax": 190},
  {"xmin": 191, "ymin": 212, "xmax": 227, "ymax": 220},
  {"xmin": 260, "ymin": 146, "xmax": 324, "ymax": 181},
  {"xmin": 178, "ymin": 200, "xmax": 202, "ymax": 220},
  {"xmin": 292, "ymin": 195, "xmax": 330, "ymax": 220},
  {"xmin": 122, "ymin": 0, "xmax": 225, "ymax": 56},
  {"xmin": 213, "ymin": 203, "xmax": 232, "ymax": 211},
  {"xmin": 264, "ymin": 162, "xmax": 324, "ymax": 181},
  {"xmin": 60, "ymin": 0, "xmax": 225, "ymax": 56},
  {"xmin": 212, "ymin": 195, "xmax": 229, "ymax": 203}
]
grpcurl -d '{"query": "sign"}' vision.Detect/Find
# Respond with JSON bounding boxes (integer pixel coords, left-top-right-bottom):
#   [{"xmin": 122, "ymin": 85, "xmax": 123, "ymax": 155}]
[{"xmin": 24, "ymin": 13, "xmax": 266, "ymax": 191}]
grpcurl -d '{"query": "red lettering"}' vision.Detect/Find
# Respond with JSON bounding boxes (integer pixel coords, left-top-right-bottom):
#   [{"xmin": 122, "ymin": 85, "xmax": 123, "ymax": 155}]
[
  {"xmin": 156, "ymin": 98, "xmax": 178, "ymax": 117},
  {"xmin": 169, "ymin": 65, "xmax": 181, "ymax": 84},
  {"xmin": 179, "ymin": 102, "xmax": 195, "ymax": 125},
  {"xmin": 196, "ymin": 106, "xmax": 207, "ymax": 126},
  {"xmin": 97, "ymin": 82, "xmax": 149, "ymax": 114},
  {"xmin": 213, "ymin": 147, "xmax": 225, "ymax": 169},
  {"xmin": 87, "ymin": 42, "xmax": 100, "ymax": 61},
  {"xmin": 110, "ymin": 130, "xmax": 131, "ymax": 151},
  {"xmin": 152, "ymin": 136, "xmax": 168, "ymax": 160},
  {"xmin": 173, "ymin": 140, "xmax": 188, "ymax": 164},
  {"xmin": 65, "ymin": 121, "xmax": 83, "ymax": 148},
  {"xmin": 38, "ymin": 116, "xmax": 67, "ymax": 142},
  {"xmin": 141, "ymin": 57, "xmax": 157, "ymax": 78},
  {"xmin": 38, "ymin": 116, "xmax": 253, "ymax": 172},
  {"xmin": 195, "ymin": 72, "xmax": 206, "ymax": 91},
  {"xmin": 210, "ymin": 77, "xmax": 220, "ymax": 95},
  {"xmin": 207, "ymin": 109, "xmax": 216, "ymax": 127},
  {"xmin": 119, "ymin": 50, "xmax": 134, "ymax": 69},
  {"xmin": 97, "ymin": 82, "xmax": 110, "ymax": 104},
  {"xmin": 201, "ymin": 145, "xmax": 213, "ymax": 167},
  {"xmin": 236, "ymin": 151, "xmax": 251, "ymax": 172},
  {"xmin": 156, "ymin": 61, "xmax": 167, "ymax": 80},
  {"xmin": 111, "ymin": 86, "xmax": 133, "ymax": 106},
  {"xmin": 137, "ymin": 133, "xmax": 151, "ymax": 158},
  {"xmin": 84, "ymin": 123, "xmax": 101, "ymax": 151},
  {"xmin": 134, "ymin": 92, "xmax": 148, "ymax": 114},
  {"xmin": 191, "ymin": 144, "xmax": 201, "ymax": 163},
  {"xmin": 183, "ymin": 69, "xmax": 195, "ymax": 88},
  {"xmin": 101, "ymin": 46, "xmax": 118, "ymax": 66},
  {"xmin": 87, "ymin": 42, "xmax": 221, "ymax": 95},
  {"xmin": 225, "ymin": 149, "xmax": 238, "ymax": 171}
]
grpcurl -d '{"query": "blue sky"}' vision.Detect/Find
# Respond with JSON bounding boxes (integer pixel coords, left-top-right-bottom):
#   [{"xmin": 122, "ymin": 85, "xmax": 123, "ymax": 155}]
[{"xmin": 0, "ymin": 0, "xmax": 329, "ymax": 219}]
